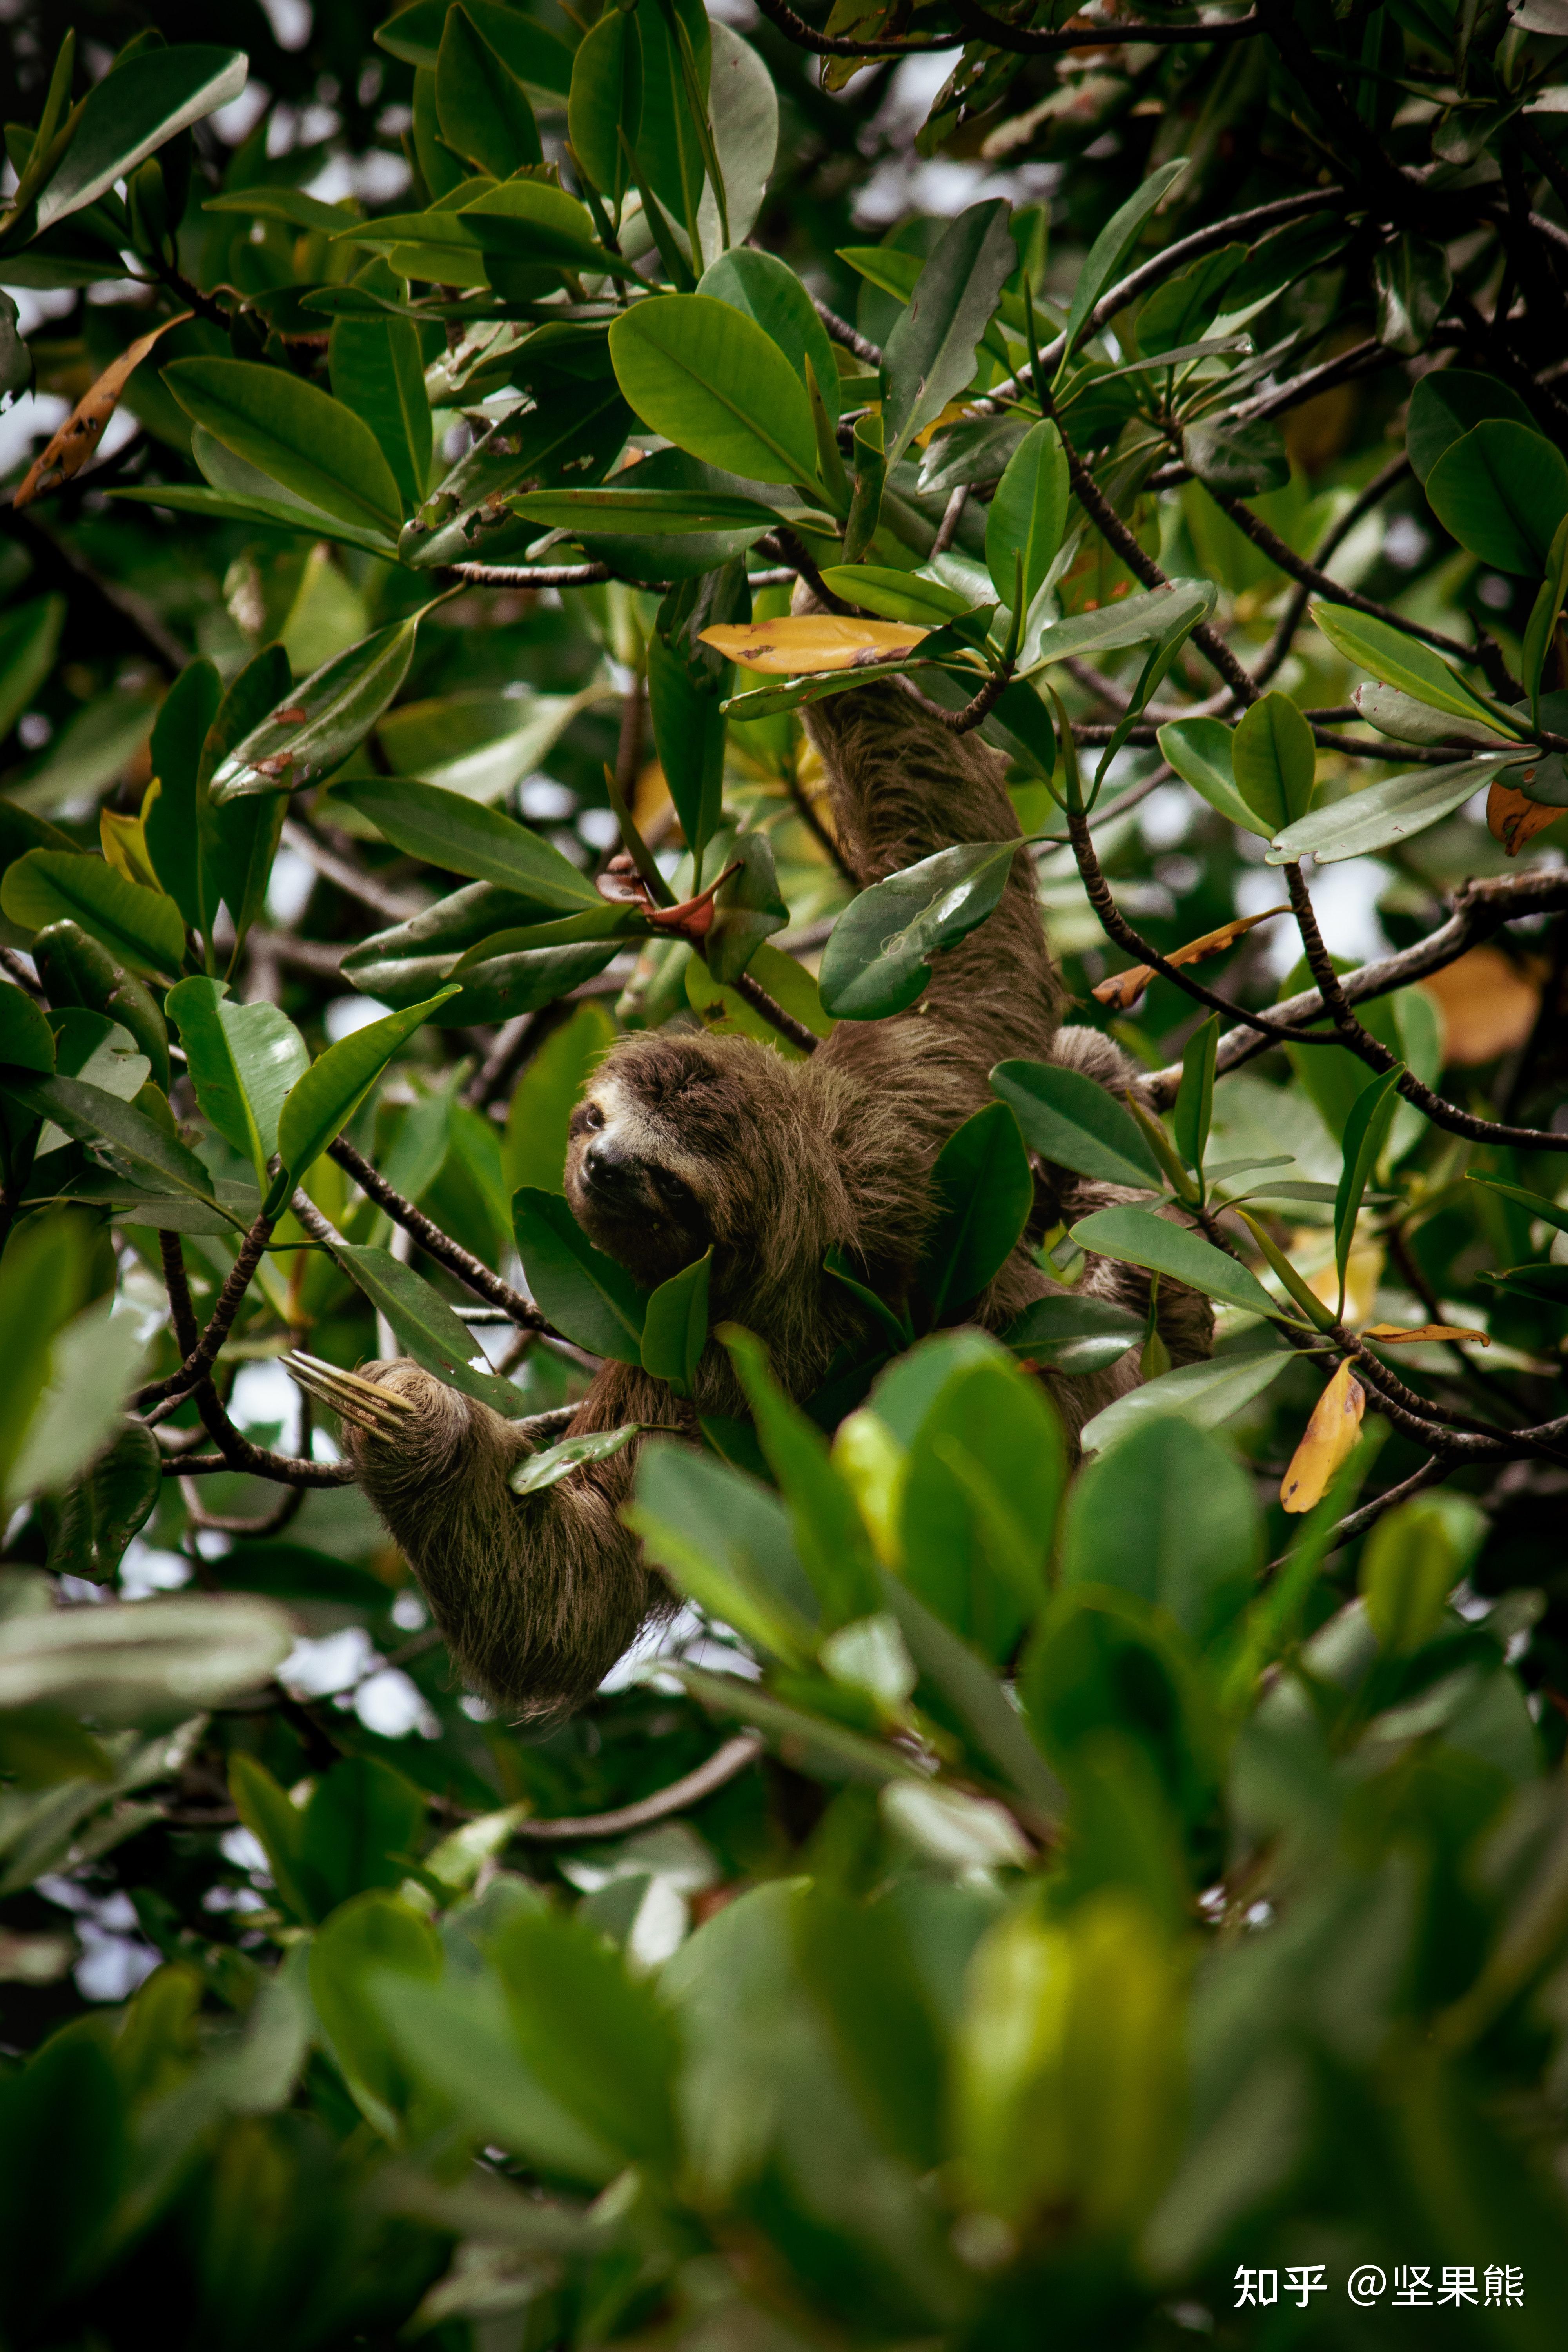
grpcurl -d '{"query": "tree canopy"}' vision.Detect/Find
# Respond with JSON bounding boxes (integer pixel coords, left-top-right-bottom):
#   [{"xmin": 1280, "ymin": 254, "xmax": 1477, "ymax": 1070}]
[{"xmin": 2, "ymin": 0, "xmax": 1568, "ymax": 2344}]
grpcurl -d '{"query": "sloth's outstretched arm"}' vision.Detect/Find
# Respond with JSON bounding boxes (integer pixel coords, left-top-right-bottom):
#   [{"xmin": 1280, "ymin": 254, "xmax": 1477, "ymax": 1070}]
[{"xmin": 343, "ymin": 1359, "xmax": 675, "ymax": 1719}]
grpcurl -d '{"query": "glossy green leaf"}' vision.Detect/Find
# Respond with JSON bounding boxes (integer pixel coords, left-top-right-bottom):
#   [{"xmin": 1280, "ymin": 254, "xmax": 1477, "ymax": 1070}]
[
  {"xmin": 457, "ymin": 177, "xmax": 624, "ymax": 278},
  {"xmin": 1405, "ymin": 368, "xmax": 1536, "ymax": 485},
  {"xmin": 1, "ymin": 851, "xmax": 186, "ymax": 978},
  {"xmin": 299, "ymin": 1755, "xmax": 429, "ymax": 1918},
  {"xmin": 0, "ymin": 1073, "xmax": 219, "ymax": 1212},
  {"xmin": 510, "ymin": 1423, "xmax": 648, "ymax": 1497},
  {"xmin": 918, "ymin": 1102, "xmax": 1034, "ymax": 1321},
  {"xmin": 702, "ymin": 829, "xmax": 789, "ymax": 985},
  {"xmin": 209, "ymin": 615, "xmax": 424, "ymax": 802},
  {"xmin": 1523, "ymin": 515, "xmax": 1568, "ymax": 724},
  {"xmin": 641, "ymin": 1248, "xmax": 711, "ymax": 1398},
  {"xmin": 31, "ymin": 922, "xmax": 166, "ymax": 1093},
  {"xmin": 568, "ymin": 5, "xmax": 642, "ymax": 205},
  {"xmin": 1426, "ymin": 421, "xmax": 1568, "ymax": 576},
  {"xmin": 1351, "ymin": 682, "xmax": 1513, "ymax": 748},
  {"xmin": 1174, "ymin": 1016, "xmax": 1218, "ymax": 1175},
  {"xmin": 194, "ymin": 643, "xmax": 291, "ymax": 958},
  {"xmin": 1026, "ymin": 582, "xmax": 1216, "ymax": 677},
  {"xmin": 310, "ymin": 1890, "xmax": 442, "ymax": 2137},
  {"xmin": 1057, "ymin": 159, "xmax": 1187, "ymax": 373},
  {"xmin": 41, "ymin": 1419, "xmax": 160, "ymax": 1586},
  {"xmin": 882, "ymin": 201, "xmax": 1018, "ymax": 467},
  {"xmin": 512, "ymin": 1185, "xmax": 647, "ymax": 1364},
  {"xmin": 1079, "ymin": 1343, "xmax": 1290, "ymax": 1455},
  {"xmin": 330, "ymin": 1242, "xmax": 525, "ymax": 1416},
  {"xmin": 878, "ymin": 1568, "xmax": 1065, "ymax": 1820},
  {"xmin": 1266, "ymin": 756, "xmax": 1510, "ymax": 865},
  {"xmin": 377, "ymin": 0, "xmax": 574, "ymax": 92},
  {"xmin": 436, "ymin": 5, "xmax": 542, "ymax": 178},
  {"xmin": 990, "ymin": 1058, "xmax": 1163, "ymax": 1191},
  {"xmin": 814, "ymin": 566, "xmax": 978, "ymax": 627},
  {"xmin": 609, "ymin": 295, "xmax": 820, "ymax": 487},
  {"xmin": 36, "ymin": 45, "xmax": 247, "ymax": 232},
  {"xmin": 998, "ymin": 1292, "xmax": 1144, "ymax": 1375},
  {"xmin": 697, "ymin": 248, "xmax": 838, "ymax": 421},
  {"xmin": 510, "ymin": 484, "xmax": 784, "ymax": 538},
  {"xmin": 162, "ymin": 358, "xmax": 403, "ymax": 541},
  {"xmin": 1465, "ymin": 1172, "xmax": 1568, "ymax": 1238},
  {"xmin": 164, "ymin": 978, "xmax": 309, "ymax": 1189},
  {"xmin": 328, "ymin": 287, "xmax": 432, "ymax": 519},
  {"xmin": 1334, "ymin": 1063, "xmax": 1403, "ymax": 1305},
  {"xmin": 1181, "ymin": 414, "xmax": 1291, "ymax": 497},
  {"xmin": 1069, "ymin": 1204, "xmax": 1284, "ymax": 1321},
  {"xmin": 0, "ymin": 980, "xmax": 55, "ymax": 1075},
  {"xmin": 627, "ymin": 1442, "xmax": 817, "ymax": 1663},
  {"xmin": 818, "ymin": 839, "xmax": 1019, "ymax": 1020},
  {"xmin": 144, "ymin": 657, "xmax": 221, "ymax": 936},
  {"xmin": 277, "ymin": 990, "xmax": 458, "ymax": 1184},
  {"xmin": 1308, "ymin": 603, "xmax": 1517, "ymax": 733},
  {"xmin": 723, "ymin": 1325, "xmax": 880, "ymax": 1628},
  {"xmin": 331, "ymin": 775, "xmax": 601, "ymax": 906},
  {"xmin": 1232, "ymin": 692, "xmax": 1316, "ymax": 833},
  {"xmin": 985, "ymin": 420, "xmax": 1068, "ymax": 612}
]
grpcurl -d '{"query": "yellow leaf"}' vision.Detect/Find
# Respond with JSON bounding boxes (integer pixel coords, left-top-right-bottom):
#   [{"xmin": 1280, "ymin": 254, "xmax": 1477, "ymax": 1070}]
[
  {"xmin": 99, "ymin": 802, "xmax": 162, "ymax": 896},
  {"xmin": 698, "ymin": 616, "xmax": 929, "ymax": 675},
  {"xmin": 14, "ymin": 312, "xmax": 191, "ymax": 508},
  {"xmin": 1363, "ymin": 1321, "xmax": 1490, "ymax": 1347},
  {"xmin": 1280, "ymin": 1358, "xmax": 1365, "ymax": 1515},
  {"xmin": 914, "ymin": 399, "xmax": 975, "ymax": 450},
  {"xmin": 1418, "ymin": 946, "xmax": 1541, "ymax": 1066}
]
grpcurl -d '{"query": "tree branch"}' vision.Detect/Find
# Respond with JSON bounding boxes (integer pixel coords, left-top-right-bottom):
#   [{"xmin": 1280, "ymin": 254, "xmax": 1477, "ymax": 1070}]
[{"xmin": 326, "ymin": 1134, "xmax": 550, "ymax": 1328}]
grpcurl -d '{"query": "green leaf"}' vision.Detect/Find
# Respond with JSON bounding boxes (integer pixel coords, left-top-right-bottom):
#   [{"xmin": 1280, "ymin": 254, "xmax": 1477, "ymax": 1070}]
[
  {"xmin": 723, "ymin": 1324, "xmax": 880, "ymax": 1628},
  {"xmin": 1266, "ymin": 757, "xmax": 1510, "ymax": 865},
  {"xmin": 1334, "ymin": 1063, "xmax": 1403, "ymax": 1308},
  {"xmin": 112, "ymin": 481, "xmax": 397, "ymax": 559},
  {"xmin": 703, "ymin": 829, "xmax": 789, "ymax": 985},
  {"xmin": 277, "ymin": 990, "xmax": 458, "ymax": 1185},
  {"xmin": 1372, "ymin": 234, "xmax": 1450, "ymax": 357},
  {"xmin": 145, "ymin": 657, "xmax": 221, "ymax": 936},
  {"xmin": 0, "ymin": 1592, "xmax": 292, "ymax": 1729},
  {"xmin": 512, "ymin": 1185, "xmax": 647, "ymax": 1364},
  {"xmin": 818, "ymin": 839, "xmax": 1019, "ymax": 1020},
  {"xmin": 436, "ymin": 5, "xmax": 542, "ymax": 178},
  {"xmin": 640, "ymin": 1247, "xmax": 711, "ymax": 1397},
  {"xmin": 511, "ymin": 485, "xmax": 784, "ymax": 538},
  {"xmin": 1311, "ymin": 602, "xmax": 1521, "ymax": 730},
  {"xmin": 609, "ymin": 294, "xmax": 820, "ymax": 487},
  {"xmin": 1174, "ymin": 1016, "xmax": 1218, "ymax": 1175},
  {"xmin": 162, "ymin": 358, "xmax": 403, "ymax": 541},
  {"xmin": 1056, "ymin": 159, "xmax": 1187, "ymax": 374},
  {"xmin": 648, "ymin": 637, "xmax": 728, "ymax": 881},
  {"xmin": 0, "ymin": 597, "xmax": 65, "ymax": 741},
  {"xmin": 1405, "ymin": 366, "xmax": 1534, "ymax": 483},
  {"xmin": 998, "ymin": 1293, "xmax": 1144, "ymax": 1375},
  {"xmin": 1359, "ymin": 1494, "xmax": 1467, "ymax": 1657},
  {"xmin": 41, "ymin": 1420, "xmax": 160, "ymax": 1585},
  {"xmin": 1080, "ymin": 1309, "xmax": 1286, "ymax": 1443},
  {"xmin": 985, "ymin": 420, "xmax": 1068, "ymax": 613},
  {"xmin": 1025, "ymin": 582, "xmax": 1216, "ymax": 677},
  {"xmin": 1523, "ymin": 515, "xmax": 1568, "ymax": 726},
  {"xmin": 36, "ymin": 45, "xmax": 247, "ymax": 232},
  {"xmin": 1058, "ymin": 1414, "xmax": 1259, "ymax": 1649},
  {"xmin": 456, "ymin": 177, "xmax": 624, "ymax": 280},
  {"xmin": 25, "ymin": 930, "xmax": 169, "ymax": 1098},
  {"xmin": 626, "ymin": 1442, "xmax": 817, "ymax": 1664},
  {"xmin": 878, "ymin": 1569, "xmax": 1065, "ymax": 1821},
  {"xmin": 0, "ymin": 1215, "xmax": 87, "ymax": 1508},
  {"xmin": 377, "ymin": 0, "xmax": 574, "ymax": 92},
  {"xmin": 202, "ymin": 185, "xmax": 351, "ymax": 235},
  {"xmin": 1426, "ymin": 421, "xmax": 1568, "ymax": 576},
  {"xmin": 310, "ymin": 1890, "xmax": 442, "ymax": 2139},
  {"xmin": 510, "ymin": 1423, "xmax": 648, "ymax": 1497},
  {"xmin": 0, "ymin": 1072, "xmax": 221, "ymax": 1213},
  {"xmin": 330, "ymin": 1242, "xmax": 525, "ymax": 1416},
  {"xmin": 165, "ymin": 978, "xmax": 309, "ymax": 1190},
  {"xmin": 328, "ymin": 287, "xmax": 432, "ymax": 520},
  {"xmin": 208, "ymin": 613, "xmax": 425, "ymax": 801},
  {"xmin": 990, "ymin": 1058, "xmax": 1163, "ymax": 1191},
  {"xmin": 1069, "ymin": 1204, "xmax": 1285, "ymax": 1321},
  {"xmin": 814, "ymin": 566, "xmax": 978, "ymax": 627},
  {"xmin": 491, "ymin": 1899, "xmax": 679, "ymax": 2169},
  {"xmin": 195, "ymin": 643, "xmax": 291, "ymax": 959},
  {"xmin": 1181, "ymin": 414, "xmax": 1291, "ymax": 497},
  {"xmin": 1232, "ymin": 692, "xmax": 1315, "ymax": 833},
  {"xmin": 918, "ymin": 1102, "xmax": 1034, "ymax": 1321},
  {"xmin": 1465, "ymin": 1172, "xmax": 1568, "ymax": 1239},
  {"xmin": 698, "ymin": 248, "xmax": 839, "ymax": 422},
  {"xmin": 300, "ymin": 1755, "xmax": 428, "ymax": 1918},
  {"xmin": 568, "ymin": 5, "xmax": 642, "ymax": 206},
  {"xmin": 882, "ymin": 200, "xmax": 1018, "ymax": 467},
  {"xmin": 0, "ymin": 851, "xmax": 185, "ymax": 978},
  {"xmin": 1351, "ymin": 682, "xmax": 1514, "ymax": 749},
  {"xmin": 331, "ymin": 776, "xmax": 602, "ymax": 906}
]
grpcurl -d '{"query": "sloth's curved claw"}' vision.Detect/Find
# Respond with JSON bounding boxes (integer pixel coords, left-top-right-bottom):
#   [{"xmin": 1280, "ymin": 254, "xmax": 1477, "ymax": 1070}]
[{"xmin": 281, "ymin": 1350, "xmax": 417, "ymax": 1439}]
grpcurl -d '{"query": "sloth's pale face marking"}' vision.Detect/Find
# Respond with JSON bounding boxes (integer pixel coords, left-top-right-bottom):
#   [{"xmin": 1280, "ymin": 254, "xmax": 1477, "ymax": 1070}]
[{"xmin": 564, "ymin": 1072, "xmax": 712, "ymax": 1287}]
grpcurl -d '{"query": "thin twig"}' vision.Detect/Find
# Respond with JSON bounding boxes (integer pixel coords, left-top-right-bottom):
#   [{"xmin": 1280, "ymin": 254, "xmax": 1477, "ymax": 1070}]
[
  {"xmin": 137, "ymin": 1211, "xmax": 277, "ymax": 1406},
  {"xmin": 508, "ymin": 1734, "xmax": 763, "ymax": 1839},
  {"xmin": 327, "ymin": 1134, "xmax": 550, "ymax": 1329}
]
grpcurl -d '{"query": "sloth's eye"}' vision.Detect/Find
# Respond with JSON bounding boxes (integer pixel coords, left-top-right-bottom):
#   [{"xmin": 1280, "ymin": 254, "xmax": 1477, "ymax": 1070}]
[
  {"xmin": 651, "ymin": 1164, "xmax": 693, "ymax": 1209},
  {"xmin": 583, "ymin": 1103, "xmax": 605, "ymax": 1131}
]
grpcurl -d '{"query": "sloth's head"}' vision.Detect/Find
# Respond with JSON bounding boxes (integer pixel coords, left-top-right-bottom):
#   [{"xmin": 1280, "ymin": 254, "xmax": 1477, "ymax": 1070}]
[{"xmin": 565, "ymin": 1028, "xmax": 822, "ymax": 1291}]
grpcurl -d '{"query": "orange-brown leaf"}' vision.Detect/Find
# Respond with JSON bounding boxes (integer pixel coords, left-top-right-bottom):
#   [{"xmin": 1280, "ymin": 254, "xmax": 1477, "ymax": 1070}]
[
  {"xmin": 1363, "ymin": 1321, "xmax": 1490, "ymax": 1347},
  {"xmin": 1280, "ymin": 1358, "xmax": 1366, "ymax": 1515},
  {"xmin": 1093, "ymin": 903, "xmax": 1289, "ymax": 1011},
  {"xmin": 1417, "ymin": 945, "xmax": 1541, "ymax": 1066},
  {"xmin": 1487, "ymin": 781, "xmax": 1567, "ymax": 859},
  {"xmin": 14, "ymin": 312, "xmax": 191, "ymax": 508},
  {"xmin": 699, "ymin": 616, "xmax": 929, "ymax": 675}
]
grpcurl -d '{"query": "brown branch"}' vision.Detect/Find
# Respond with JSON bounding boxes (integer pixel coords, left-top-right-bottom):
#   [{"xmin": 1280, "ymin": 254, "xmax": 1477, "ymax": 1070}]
[
  {"xmin": 280, "ymin": 819, "xmax": 423, "ymax": 924},
  {"xmin": 327, "ymin": 1134, "xmax": 549, "ymax": 1328},
  {"xmin": 811, "ymin": 297, "xmax": 882, "ymax": 370},
  {"xmin": 1282, "ymin": 863, "xmax": 1568, "ymax": 1154},
  {"xmin": 1246, "ymin": 455, "xmax": 1411, "ymax": 693},
  {"xmin": 730, "ymin": 967, "xmax": 821, "ymax": 1055},
  {"xmin": 952, "ymin": 0, "xmax": 1263, "ymax": 49},
  {"xmin": 137, "ymin": 1210, "xmax": 277, "ymax": 1406},
  {"xmin": 782, "ymin": 757, "xmax": 858, "ymax": 886},
  {"xmin": 509, "ymin": 1734, "xmax": 763, "ymax": 1839},
  {"xmin": 447, "ymin": 560, "xmax": 614, "ymax": 587}
]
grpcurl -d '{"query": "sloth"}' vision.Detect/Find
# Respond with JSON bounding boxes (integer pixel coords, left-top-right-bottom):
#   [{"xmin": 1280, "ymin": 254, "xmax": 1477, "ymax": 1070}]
[{"xmin": 345, "ymin": 675, "xmax": 1212, "ymax": 1718}]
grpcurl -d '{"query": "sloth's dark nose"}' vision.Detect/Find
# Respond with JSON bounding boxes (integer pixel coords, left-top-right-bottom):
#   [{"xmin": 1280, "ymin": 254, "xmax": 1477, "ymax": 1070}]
[{"xmin": 583, "ymin": 1134, "xmax": 641, "ymax": 1202}]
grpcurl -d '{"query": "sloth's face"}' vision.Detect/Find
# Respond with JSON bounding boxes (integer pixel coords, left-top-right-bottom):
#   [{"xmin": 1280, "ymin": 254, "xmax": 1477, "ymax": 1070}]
[{"xmin": 564, "ymin": 1070, "xmax": 714, "ymax": 1287}]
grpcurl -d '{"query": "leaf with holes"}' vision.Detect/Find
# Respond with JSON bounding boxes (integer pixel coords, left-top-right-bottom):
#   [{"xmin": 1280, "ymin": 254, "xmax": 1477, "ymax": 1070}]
[{"xmin": 208, "ymin": 616, "xmax": 425, "ymax": 802}]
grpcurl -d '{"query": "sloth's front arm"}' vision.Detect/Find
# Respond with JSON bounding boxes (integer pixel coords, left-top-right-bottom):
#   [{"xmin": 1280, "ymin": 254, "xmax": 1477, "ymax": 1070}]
[{"xmin": 344, "ymin": 1359, "xmax": 675, "ymax": 1719}]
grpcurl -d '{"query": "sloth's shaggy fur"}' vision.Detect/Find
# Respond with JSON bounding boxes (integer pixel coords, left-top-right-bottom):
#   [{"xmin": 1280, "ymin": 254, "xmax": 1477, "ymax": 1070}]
[{"xmin": 347, "ymin": 680, "xmax": 1212, "ymax": 1718}]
